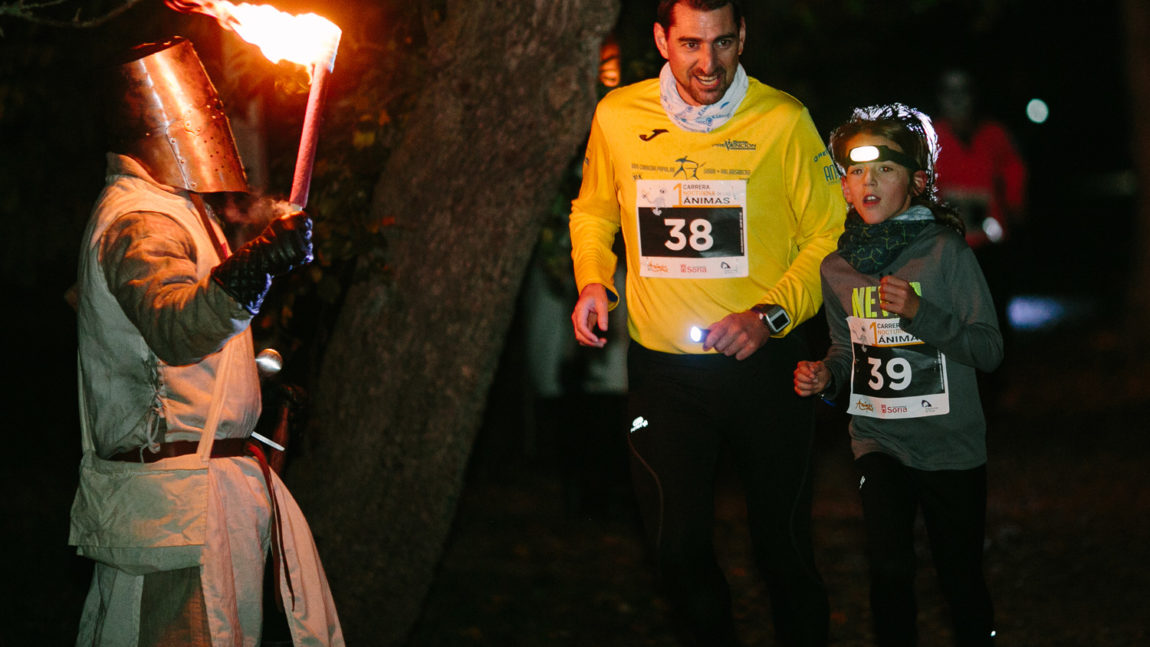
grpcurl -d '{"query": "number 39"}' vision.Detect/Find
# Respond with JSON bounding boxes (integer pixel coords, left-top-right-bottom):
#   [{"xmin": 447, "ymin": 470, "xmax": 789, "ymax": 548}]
[{"xmin": 867, "ymin": 357, "xmax": 912, "ymax": 391}]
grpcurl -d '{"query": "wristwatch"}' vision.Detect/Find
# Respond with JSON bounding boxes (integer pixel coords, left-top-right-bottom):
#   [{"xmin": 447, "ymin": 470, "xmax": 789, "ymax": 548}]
[{"xmin": 751, "ymin": 303, "xmax": 790, "ymax": 334}]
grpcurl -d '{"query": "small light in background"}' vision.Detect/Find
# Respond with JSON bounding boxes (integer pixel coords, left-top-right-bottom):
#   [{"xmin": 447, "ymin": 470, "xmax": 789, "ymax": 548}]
[
  {"xmin": 1007, "ymin": 295, "xmax": 1090, "ymax": 332},
  {"xmin": 1026, "ymin": 98, "xmax": 1050, "ymax": 124},
  {"xmin": 1008, "ymin": 296, "xmax": 1064, "ymax": 331},
  {"xmin": 982, "ymin": 217, "xmax": 1005, "ymax": 243},
  {"xmin": 256, "ymin": 348, "xmax": 283, "ymax": 376}
]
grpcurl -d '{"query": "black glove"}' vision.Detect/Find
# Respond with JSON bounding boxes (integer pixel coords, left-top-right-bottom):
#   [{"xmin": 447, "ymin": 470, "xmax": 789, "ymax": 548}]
[{"xmin": 211, "ymin": 211, "xmax": 313, "ymax": 314}]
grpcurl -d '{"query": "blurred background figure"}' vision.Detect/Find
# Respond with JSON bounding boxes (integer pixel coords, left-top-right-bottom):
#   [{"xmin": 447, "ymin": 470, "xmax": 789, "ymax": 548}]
[
  {"xmin": 934, "ymin": 68, "xmax": 1028, "ymax": 251},
  {"xmin": 934, "ymin": 68, "xmax": 1028, "ymax": 412}
]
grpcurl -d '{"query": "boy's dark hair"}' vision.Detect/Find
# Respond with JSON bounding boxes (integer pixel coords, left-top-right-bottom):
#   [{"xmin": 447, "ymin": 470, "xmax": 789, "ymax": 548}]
[
  {"xmin": 829, "ymin": 103, "xmax": 964, "ymax": 235},
  {"xmin": 657, "ymin": 0, "xmax": 744, "ymax": 31}
]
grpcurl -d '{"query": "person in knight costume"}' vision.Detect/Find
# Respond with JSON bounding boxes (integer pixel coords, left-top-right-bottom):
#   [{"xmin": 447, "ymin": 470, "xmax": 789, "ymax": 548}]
[{"xmin": 68, "ymin": 37, "xmax": 344, "ymax": 646}]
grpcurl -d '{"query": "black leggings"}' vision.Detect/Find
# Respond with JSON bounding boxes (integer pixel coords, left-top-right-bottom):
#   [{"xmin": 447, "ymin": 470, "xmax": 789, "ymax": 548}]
[
  {"xmin": 856, "ymin": 452, "xmax": 995, "ymax": 646},
  {"xmin": 625, "ymin": 338, "xmax": 828, "ymax": 647}
]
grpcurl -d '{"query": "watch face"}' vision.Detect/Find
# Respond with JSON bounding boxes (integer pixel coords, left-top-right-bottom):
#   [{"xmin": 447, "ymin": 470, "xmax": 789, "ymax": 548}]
[{"xmin": 759, "ymin": 305, "xmax": 790, "ymax": 332}]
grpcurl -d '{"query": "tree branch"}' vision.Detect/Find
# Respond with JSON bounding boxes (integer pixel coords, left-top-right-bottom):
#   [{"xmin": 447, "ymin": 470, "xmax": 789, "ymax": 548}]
[{"xmin": 0, "ymin": 0, "xmax": 147, "ymax": 31}]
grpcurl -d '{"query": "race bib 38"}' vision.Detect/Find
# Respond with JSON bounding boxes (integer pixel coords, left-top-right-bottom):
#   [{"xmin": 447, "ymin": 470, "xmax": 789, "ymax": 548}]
[{"xmin": 635, "ymin": 179, "xmax": 748, "ymax": 278}]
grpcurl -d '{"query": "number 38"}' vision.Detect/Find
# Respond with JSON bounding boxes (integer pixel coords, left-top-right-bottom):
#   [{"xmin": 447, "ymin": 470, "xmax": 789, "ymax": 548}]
[
  {"xmin": 866, "ymin": 356, "xmax": 912, "ymax": 391},
  {"xmin": 663, "ymin": 218, "xmax": 714, "ymax": 252}
]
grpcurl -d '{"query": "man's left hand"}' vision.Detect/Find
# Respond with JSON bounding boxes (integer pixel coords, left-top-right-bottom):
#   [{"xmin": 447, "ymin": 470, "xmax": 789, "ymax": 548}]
[{"xmin": 702, "ymin": 310, "xmax": 770, "ymax": 360}]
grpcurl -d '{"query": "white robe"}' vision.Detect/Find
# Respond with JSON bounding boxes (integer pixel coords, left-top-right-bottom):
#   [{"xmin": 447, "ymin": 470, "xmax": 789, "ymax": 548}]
[{"xmin": 71, "ymin": 154, "xmax": 344, "ymax": 646}]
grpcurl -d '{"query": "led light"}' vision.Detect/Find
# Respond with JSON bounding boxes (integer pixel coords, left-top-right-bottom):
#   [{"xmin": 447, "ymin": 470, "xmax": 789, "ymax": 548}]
[
  {"xmin": 849, "ymin": 145, "xmax": 880, "ymax": 163},
  {"xmin": 689, "ymin": 326, "xmax": 708, "ymax": 343},
  {"xmin": 846, "ymin": 144, "xmax": 920, "ymax": 170}
]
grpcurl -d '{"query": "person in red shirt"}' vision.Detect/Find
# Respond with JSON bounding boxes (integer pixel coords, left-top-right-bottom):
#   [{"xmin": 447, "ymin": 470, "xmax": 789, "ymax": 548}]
[
  {"xmin": 933, "ymin": 68, "xmax": 1027, "ymax": 413},
  {"xmin": 933, "ymin": 68, "xmax": 1028, "ymax": 251}
]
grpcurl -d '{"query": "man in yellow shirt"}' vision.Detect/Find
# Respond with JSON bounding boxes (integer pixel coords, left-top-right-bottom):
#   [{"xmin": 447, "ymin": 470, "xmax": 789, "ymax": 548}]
[{"xmin": 569, "ymin": 1, "xmax": 844, "ymax": 644}]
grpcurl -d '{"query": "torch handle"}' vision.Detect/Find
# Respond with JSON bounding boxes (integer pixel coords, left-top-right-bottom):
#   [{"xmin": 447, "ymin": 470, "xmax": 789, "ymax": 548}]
[{"xmin": 288, "ymin": 60, "xmax": 333, "ymax": 209}]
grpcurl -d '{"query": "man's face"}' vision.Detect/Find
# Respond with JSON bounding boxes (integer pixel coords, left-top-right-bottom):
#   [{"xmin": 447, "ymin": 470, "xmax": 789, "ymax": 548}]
[{"xmin": 654, "ymin": 3, "xmax": 745, "ymax": 106}]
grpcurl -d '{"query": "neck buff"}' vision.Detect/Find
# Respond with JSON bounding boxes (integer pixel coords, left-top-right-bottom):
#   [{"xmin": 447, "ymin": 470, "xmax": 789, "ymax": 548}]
[
  {"xmin": 659, "ymin": 62, "xmax": 749, "ymax": 133},
  {"xmin": 838, "ymin": 204, "xmax": 935, "ymax": 274}
]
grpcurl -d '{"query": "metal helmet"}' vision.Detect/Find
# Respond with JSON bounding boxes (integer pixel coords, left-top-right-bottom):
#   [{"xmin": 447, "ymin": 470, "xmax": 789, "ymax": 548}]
[{"xmin": 107, "ymin": 37, "xmax": 248, "ymax": 193}]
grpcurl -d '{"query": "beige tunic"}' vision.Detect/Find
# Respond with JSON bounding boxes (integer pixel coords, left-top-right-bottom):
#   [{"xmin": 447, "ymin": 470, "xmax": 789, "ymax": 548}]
[{"xmin": 72, "ymin": 154, "xmax": 343, "ymax": 646}]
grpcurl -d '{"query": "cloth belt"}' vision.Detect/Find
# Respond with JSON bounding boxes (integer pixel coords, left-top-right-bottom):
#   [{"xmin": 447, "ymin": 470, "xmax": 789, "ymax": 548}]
[
  {"xmin": 106, "ymin": 437, "xmax": 295, "ymax": 610},
  {"xmin": 108, "ymin": 437, "xmax": 252, "ymax": 463}
]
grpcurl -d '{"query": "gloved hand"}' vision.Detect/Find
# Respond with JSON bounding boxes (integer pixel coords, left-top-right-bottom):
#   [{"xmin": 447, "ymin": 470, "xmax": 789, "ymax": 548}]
[{"xmin": 211, "ymin": 211, "xmax": 313, "ymax": 314}]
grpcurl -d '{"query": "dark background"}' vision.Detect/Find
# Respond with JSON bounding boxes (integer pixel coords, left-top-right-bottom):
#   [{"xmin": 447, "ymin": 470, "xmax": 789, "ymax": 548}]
[{"xmin": 2, "ymin": 0, "xmax": 1146, "ymax": 644}]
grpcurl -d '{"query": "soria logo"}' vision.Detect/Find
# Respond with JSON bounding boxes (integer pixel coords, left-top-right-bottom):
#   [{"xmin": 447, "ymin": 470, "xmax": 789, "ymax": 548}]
[{"xmin": 639, "ymin": 128, "xmax": 669, "ymax": 141}]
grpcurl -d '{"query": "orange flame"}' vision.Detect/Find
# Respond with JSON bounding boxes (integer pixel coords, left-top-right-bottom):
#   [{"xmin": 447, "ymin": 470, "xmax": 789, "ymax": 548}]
[{"xmin": 165, "ymin": 0, "xmax": 341, "ymax": 72}]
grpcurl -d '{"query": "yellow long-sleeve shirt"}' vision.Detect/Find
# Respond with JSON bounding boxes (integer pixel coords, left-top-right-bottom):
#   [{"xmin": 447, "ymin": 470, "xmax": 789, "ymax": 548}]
[{"xmin": 570, "ymin": 76, "xmax": 846, "ymax": 354}]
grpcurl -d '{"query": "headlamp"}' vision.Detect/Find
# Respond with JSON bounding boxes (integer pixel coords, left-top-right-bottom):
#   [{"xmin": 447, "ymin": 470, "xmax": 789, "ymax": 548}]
[{"xmin": 846, "ymin": 145, "xmax": 920, "ymax": 171}]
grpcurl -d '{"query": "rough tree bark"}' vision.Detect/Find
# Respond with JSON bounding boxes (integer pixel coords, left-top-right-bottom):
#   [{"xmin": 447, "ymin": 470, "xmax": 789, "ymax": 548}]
[{"xmin": 287, "ymin": 1, "xmax": 619, "ymax": 643}]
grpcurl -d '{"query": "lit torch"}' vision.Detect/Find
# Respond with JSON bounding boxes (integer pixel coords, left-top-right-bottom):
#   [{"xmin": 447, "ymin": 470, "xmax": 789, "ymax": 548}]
[{"xmin": 166, "ymin": 0, "xmax": 342, "ymax": 209}]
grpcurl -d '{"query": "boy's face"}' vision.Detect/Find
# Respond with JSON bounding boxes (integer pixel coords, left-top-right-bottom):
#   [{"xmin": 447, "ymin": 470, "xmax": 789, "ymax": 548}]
[
  {"xmin": 654, "ymin": 3, "xmax": 745, "ymax": 106},
  {"xmin": 840, "ymin": 134, "xmax": 926, "ymax": 225}
]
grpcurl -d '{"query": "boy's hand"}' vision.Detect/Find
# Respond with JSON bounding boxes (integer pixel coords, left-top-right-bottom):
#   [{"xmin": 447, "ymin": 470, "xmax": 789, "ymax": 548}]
[
  {"xmin": 794, "ymin": 360, "xmax": 830, "ymax": 397},
  {"xmin": 879, "ymin": 275, "xmax": 920, "ymax": 319}
]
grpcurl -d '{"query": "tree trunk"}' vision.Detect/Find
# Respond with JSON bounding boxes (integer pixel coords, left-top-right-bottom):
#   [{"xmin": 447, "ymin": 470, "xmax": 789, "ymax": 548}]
[
  {"xmin": 288, "ymin": 1, "xmax": 619, "ymax": 643},
  {"xmin": 1123, "ymin": 0, "xmax": 1150, "ymax": 340}
]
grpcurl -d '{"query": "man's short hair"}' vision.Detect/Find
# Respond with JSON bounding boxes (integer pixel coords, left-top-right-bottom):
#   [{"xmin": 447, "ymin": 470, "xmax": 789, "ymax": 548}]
[{"xmin": 656, "ymin": 0, "xmax": 744, "ymax": 31}]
